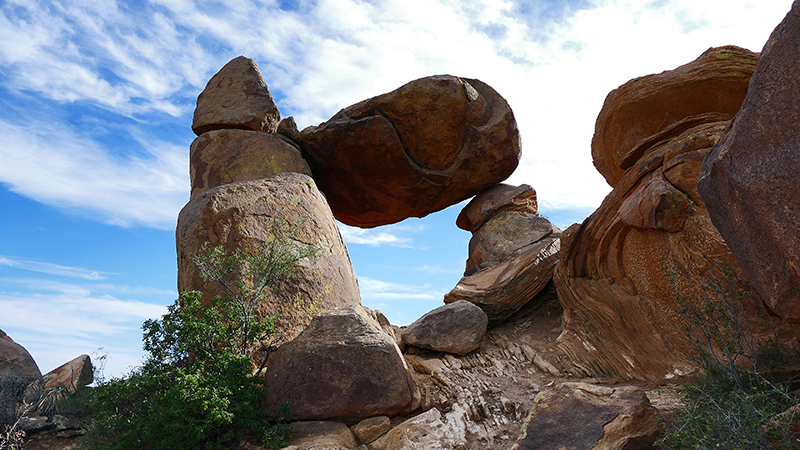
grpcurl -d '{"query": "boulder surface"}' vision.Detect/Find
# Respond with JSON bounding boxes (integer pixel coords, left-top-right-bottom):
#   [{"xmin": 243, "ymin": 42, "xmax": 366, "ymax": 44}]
[
  {"xmin": 592, "ymin": 46, "xmax": 757, "ymax": 187},
  {"xmin": 43, "ymin": 354, "xmax": 93, "ymax": 392},
  {"xmin": 263, "ymin": 306, "xmax": 418, "ymax": 423},
  {"xmin": 176, "ymin": 173, "xmax": 361, "ymax": 345},
  {"xmin": 300, "ymin": 75, "xmax": 520, "ymax": 228},
  {"xmin": 402, "ymin": 300, "xmax": 488, "ymax": 355},
  {"xmin": 192, "ymin": 56, "xmax": 281, "ymax": 135},
  {"xmin": 699, "ymin": 2, "xmax": 800, "ymax": 331},
  {"xmin": 0, "ymin": 330, "xmax": 41, "ymax": 382}
]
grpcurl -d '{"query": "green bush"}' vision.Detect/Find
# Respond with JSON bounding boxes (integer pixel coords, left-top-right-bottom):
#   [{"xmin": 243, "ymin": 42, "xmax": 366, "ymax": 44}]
[
  {"xmin": 658, "ymin": 265, "xmax": 800, "ymax": 449},
  {"xmin": 83, "ymin": 221, "xmax": 317, "ymax": 449}
]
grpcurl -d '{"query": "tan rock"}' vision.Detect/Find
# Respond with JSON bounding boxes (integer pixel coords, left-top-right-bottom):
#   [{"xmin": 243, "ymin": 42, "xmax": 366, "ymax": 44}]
[
  {"xmin": 192, "ymin": 56, "xmax": 280, "ymax": 135},
  {"xmin": 445, "ymin": 237, "xmax": 560, "ymax": 326},
  {"xmin": 592, "ymin": 46, "xmax": 757, "ymax": 187},
  {"xmin": 0, "ymin": 329, "xmax": 41, "ymax": 382},
  {"xmin": 513, "ymin": 383, "xmax": 662, "ymax": 450},
  {"xmin": 284, "ymin": 420, "xmax": 357, "ymax": 450},
  {"xmin": 189, "ymin": 129, "xmax": 312, "ymax": 199},
  {"xmin": 699, "ymin": 2, "xmax": 800, "ymax": 332},
  {"xmin": 350, "ymin": 416, "xmax": 391, "ymax": 445},
  {"xmin": 300, "ymin": 75, "xmax": 520, "ymax": 228},
  {"xmin": 43, "ymin": 355, "xmax": 92, "ymax": 392},
  {"xmin": 369, "ymin": 406, "xmax": 469, "ymax": 450},
  {"xmin": 402, "ymin": 300, "xmax": 488, "ymax": 355},
  {"xmin": 176, "ymin": 173, "xmax": 361, "ymax": 347},
  {"xmin": 466, "ymin": 211, "xmax": 560, "ymax": 275},
  {"xmin": 456, "ymin": 183, "xmax": 538, "ymax": 232},
  {"xmin": 263, "ymin": 306, "xmax": 418, "ymax": 423}
]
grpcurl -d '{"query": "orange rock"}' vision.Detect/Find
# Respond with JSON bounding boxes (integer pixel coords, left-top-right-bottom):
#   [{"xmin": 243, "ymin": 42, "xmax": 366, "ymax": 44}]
[
  {"xmin": 591, "ymin": 46, "xmax": 757, "ymax": 187},
  {"xmin": 699, "ymin": 2, "xmax": 800, "ymax": 333},
  {"xmin": 300, "ymin": 75, "xmax": 520, "ymax": 228}
]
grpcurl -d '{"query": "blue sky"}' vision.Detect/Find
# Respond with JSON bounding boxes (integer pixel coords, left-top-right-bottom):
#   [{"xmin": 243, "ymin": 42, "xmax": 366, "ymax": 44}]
[{"xmin": 0, "ymin": 0, "xmax": 792, "ymax": 378}]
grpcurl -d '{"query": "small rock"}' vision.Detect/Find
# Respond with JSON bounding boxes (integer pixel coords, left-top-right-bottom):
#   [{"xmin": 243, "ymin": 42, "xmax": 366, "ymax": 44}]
[
  {"xmin": 283, "ymin": 421, "xmax": 357, "ymax": 450},
  {"xmin": 402, "ymin": 300, "xmax": 488, "ymax": 355},
  {"xmin": 456, "ymin": 183, "xmax": 538, "ymax": 233},
  {"xmin": 350, "ymin": 416, "xmax": 391, "ymax": 445}
]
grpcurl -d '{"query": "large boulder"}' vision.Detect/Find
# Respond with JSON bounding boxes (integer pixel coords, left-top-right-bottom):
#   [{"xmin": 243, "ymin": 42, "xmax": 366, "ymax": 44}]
[
  {"xmin": 513, "ymin": 383, "xmax": 662, "ymax": 450},
  {"xmin": 445, "ymin": 237, "xmax": 560, "ymax": 326},
  {"xmin": 699, "ymin": 2, "xmax": 800, "ymax": 332},
  {"xmin": 555, "ymin": 47, "xmax": 790, "ymax": 380},
  {"xmin": 43, "ymin": 354, "xmax": 93, "ymax": 392},
  {"xmin": 0, "ymin": 330, "xmax": 41, "ymax": 382},
  {"xmin": 192, "ymin": 56, "xmax": 281, "ymax": 136},
  {"xmin": 592, "ymin": 46, "xmax": 757, "ymax": 187},
  {"xmin": 189, "ymin": 129, "xmax": 312, "ymax": 199},
  {"xmin": 402, "ymin": 300, "xmax": 488, "ymax": 355},
  {"xmin": 300, "ymin": 75, "xmax": 521, "ymax": 228},
  {"xmin": 176, "ymin": 173, "xmax": 361, "ymax": 345},
  {"xmin": 263, "ymin": 306, "xmax": 418, "ymax": 423}
]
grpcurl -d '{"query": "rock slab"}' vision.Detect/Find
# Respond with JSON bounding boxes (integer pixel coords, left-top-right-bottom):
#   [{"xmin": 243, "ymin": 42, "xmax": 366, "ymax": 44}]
[
  {"xmin": 699, "ymin": 2, "xmax": 800, "ymax": 330},
  {"xmin": 300, "ymin": 75, "xmax": 520, "ymax": 228},
  {"xmin": 44, "ymin": 355, "xmax": 93, "ymax": 392},
  {"xmin": 192, "ymin": 56, "xmax": 281, "ymax": 135},
  {"xmin": 263, "ymin": 306, "xmax": 418, "ymax": 423},
  {"xmin": 176, "ymin": 173, "xmax": 361, "ymax": 345},
  {"xmin": 402, "ymin": 300, "xmax": 488, "ymax": 355}
]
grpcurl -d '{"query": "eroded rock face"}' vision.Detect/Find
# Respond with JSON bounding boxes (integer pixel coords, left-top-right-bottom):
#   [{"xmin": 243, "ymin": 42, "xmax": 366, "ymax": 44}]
[
  {"xmin": 43, "ymin": 355, "xmax": 93, "ymax": 392},
  {"xmin": 592, "ymin": 46, "xmax": 758, "ymax": 187},
  {"xmin": 555, "ymin": 48, "xmax": 790, "ymax": 380},
  {"xmin": 300, "ymin": 75, "xmax": 520, "ymax": 228},
  {"xmin": 402, "ymin": 300, "xmax": 488, "ymax": 355},
  {"xmin": 456, "ymin": 183, "xmax": 538, "ymax": 233},
  {"xmin": 263, "ymin": 306, "xmax": 418, "ymax": 423},
  {"xmin": 176, "ymin": 173, "xmax": 361, "ymax": 345},
  {"xmin": 192, "ymin": 56, "xmax": 281, "ymax": 135},
  {"xmin": 446, "ymin": 237, "xmax": 560, "ymax": 326},
  {"xmin": 699, "ymin": 2, "xmax": 800, "ymax": 331},
  {"xmin": 0, "ymin": 330, "xmax": 41, "ymax": 382},
  {"xmin": 370, "ymin": 406, "xmax": 469, "ymax": 450},
  {"xmin": 189, "ymin": 129, "xmax": 312, "ymax": 199},
  {"xmin": 514, "ymin": 383, "xmax": 662, "ymax": 450}
]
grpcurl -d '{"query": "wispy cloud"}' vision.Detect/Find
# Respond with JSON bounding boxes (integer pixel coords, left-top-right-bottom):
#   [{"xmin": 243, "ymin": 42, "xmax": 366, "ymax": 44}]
[
  {"xmin": 0, "ymin": 255, "xmax": 109, "ymax": 280},
  {"xmin": 414, "ymin": 264, "xmax": 463, "ymax": 275},
  {"xmin": 338, "ymin": 223, "xmax": 414, "ymax": 247},
  {"xmin": 358, "ymin": 276, "xmax": 444, "ymax": 301}
]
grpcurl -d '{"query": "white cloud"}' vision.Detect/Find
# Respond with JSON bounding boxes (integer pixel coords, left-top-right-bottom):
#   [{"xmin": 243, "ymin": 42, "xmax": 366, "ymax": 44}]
[
  {"xmin": 0, "ymin": 255, "xmax": 108, "ymax": 280},
  {"xmin": 0, "ymin": 120, "xmax": 187, "ymax": 229},
  {"xmin": 338, "ymin": 223, "xmax": 414, "ymax": 247},
  {"xmin": 358, "ymin": 276, "xmax": 444, "ymax": 301}
]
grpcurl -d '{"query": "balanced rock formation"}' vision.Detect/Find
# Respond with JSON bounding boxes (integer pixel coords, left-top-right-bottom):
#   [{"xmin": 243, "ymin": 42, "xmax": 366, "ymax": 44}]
[
  {"xmin": 699, "ymin": 2, "xmax": 800, "ymax": 332},
  {"xmin": 592, "ymin": 46, "xmax": 758, "ymax": 187},
  {"xmin": 43, "ymin": 354, "xmax": 93, "ymax": 392},
  {"xmin": 300, "ymin": 75, "xmax": 521, "ymax": 228},
  {"xmin": 192, "ymin": 56, "xmax": 281, "ymax": 135},
  {"xmin": 514, "ymin": 383, "xmax": 662, "ymax": 450},
  {"xmin": 0, "ymin": 330, "xmax": 41, "ymax": 382},
  {"xmin": 176, "ymin": 173, "xmax": 361, "ymax": 344},
  {"xmin": 446, "ymin": 184, "xmax": 560, "ymax": 325},
  {"xmin": 189, "ymin": 129, "xmax": 311, "ymax": 199},
  {"xmin": 555, "ymin": 46, "xmax": 790, "ymax": 380},
  {"xmin": 402, "ymin": 300, "xmax": 488, "ymax": 355},
  {"xmin": 263, "ymin": 306, "xmax": 418, "ymax": 423}
]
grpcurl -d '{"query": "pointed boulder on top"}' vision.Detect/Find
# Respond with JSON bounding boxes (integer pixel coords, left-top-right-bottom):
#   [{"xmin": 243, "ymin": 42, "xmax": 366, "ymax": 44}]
[{"xmin": 192, "ymin": 56, "xmax": 281, "ymax": 136}]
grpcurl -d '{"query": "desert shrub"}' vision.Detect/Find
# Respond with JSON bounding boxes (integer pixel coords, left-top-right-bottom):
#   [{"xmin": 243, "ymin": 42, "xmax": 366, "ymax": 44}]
[
  {"xmin": 658, "ymin": 264, "xmax": 800, "ymax": 449},
  {"xmin": 84, "ymin": 221, "xmax": 317, "ymax": 449}
]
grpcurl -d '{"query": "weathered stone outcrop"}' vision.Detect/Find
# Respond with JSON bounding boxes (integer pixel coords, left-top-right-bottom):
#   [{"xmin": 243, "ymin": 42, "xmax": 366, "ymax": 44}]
[
  {"xmin": 592, "ymin": 46, "xmax": 757, "ymax": 187},
  {"xmin": 43, "ymin": 355, "xmax": 93, "ymax": 392},
  {"xmin": 300, "ymin": 75, "xmax": 521, "ymax": 228},
  {"xmin": 699, "ymin": 2, "xmax": 800, "ymax": 332},
  {"xmin": 176, "ymin": 173, "xmax": 361, "ymax": 344},
  {"xmin": 263, "ymin": 306, "xmax": 418, "ymax": 423},
  {"xmin": 402, "ymin": 300, "xmax": 488, "ymax": 355},
  {"xmin": 192, "ymin": 56, "xmax": 281, "ymax": 135},
  {"xmin": 446, "ymin": 237, "xmax": 560, "ymax": 326},
  {"xmin": 189, "ymin": 129, "xmax": 312, "ymax": 199},
  {"xmin": 0, "ymin": 330, "xmax": 41, "ymax": 381},
  {"xmin": 446, "ymin": 183, "xmax": 560, "ymax": 326},
  {"xmin": 370, "ymin": 406, "xmax": 470, "ymax": 450},
  {"xmin": 555, "ymin": 47, "xmax": 790, "ymax": 380},
  {"xmin": 514, "ymin": 383, "xmax": 662, "ymax": 450}
]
